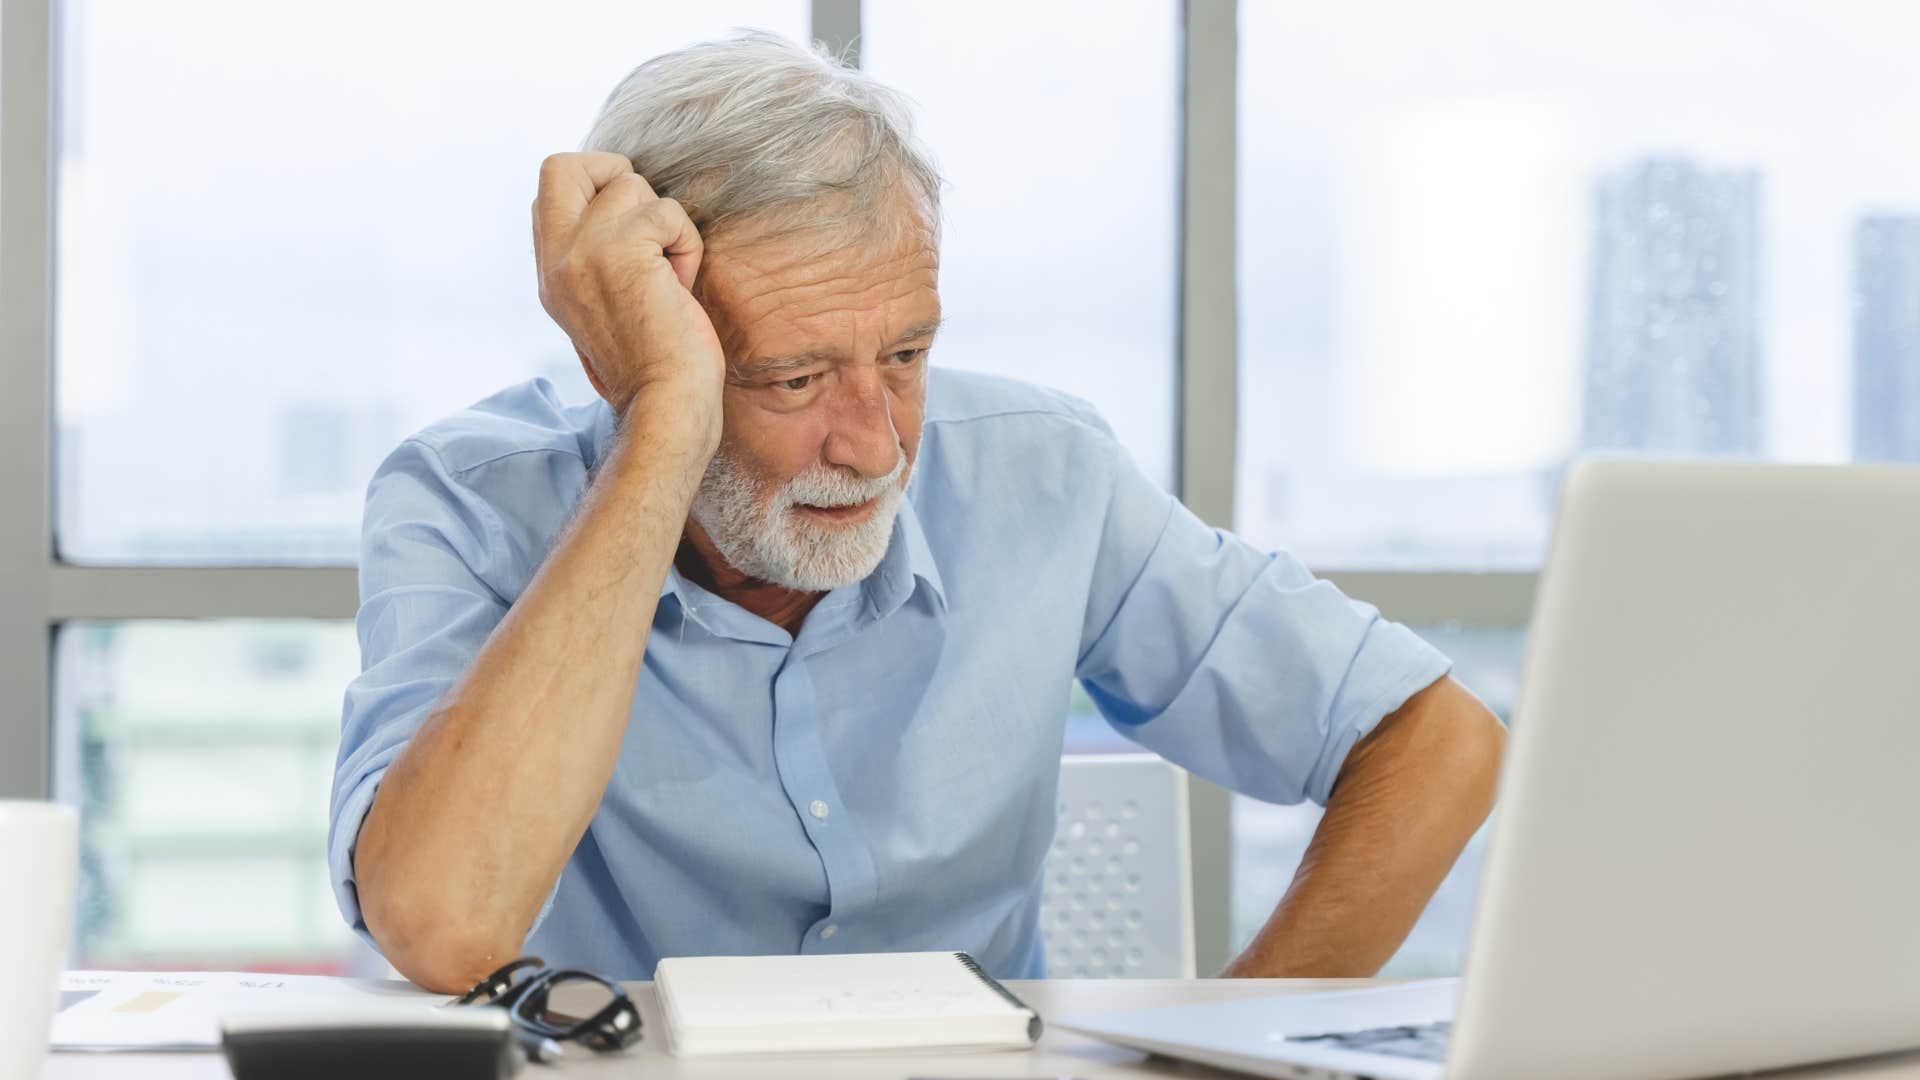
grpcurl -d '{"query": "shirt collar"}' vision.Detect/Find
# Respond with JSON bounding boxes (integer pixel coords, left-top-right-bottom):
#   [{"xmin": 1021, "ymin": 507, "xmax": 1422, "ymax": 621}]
[{"xmin": 872, "ymin": 492, "xmax": 948, "ymax": 617}]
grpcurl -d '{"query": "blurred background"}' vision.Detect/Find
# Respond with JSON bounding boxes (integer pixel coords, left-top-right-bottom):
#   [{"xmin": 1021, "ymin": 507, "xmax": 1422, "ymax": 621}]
[{"xmin": 8, "ymin": 0, "xmax": 1917, "ymax": 977}]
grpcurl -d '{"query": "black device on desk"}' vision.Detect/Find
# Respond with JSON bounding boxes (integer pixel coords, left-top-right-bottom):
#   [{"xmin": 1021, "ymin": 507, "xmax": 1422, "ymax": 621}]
[{"xmin": 220, "ymin": 1008, "xmax": 523, "ymax": 1080}]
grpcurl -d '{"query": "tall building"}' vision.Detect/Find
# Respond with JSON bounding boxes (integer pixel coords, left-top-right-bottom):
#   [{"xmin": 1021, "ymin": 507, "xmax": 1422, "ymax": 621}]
[
  {"xmin": 1583, "ymin": 158, "xmax": 1763, "ymax": 455},
  {"xmin": 1853, "ymin": 216, "xmax": 1920, "ymax": 462}
]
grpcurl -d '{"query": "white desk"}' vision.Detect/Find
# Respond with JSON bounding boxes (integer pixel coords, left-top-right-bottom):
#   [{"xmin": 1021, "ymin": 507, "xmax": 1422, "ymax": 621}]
[{"xmin": 41, "ymin": 978, "xmax": 1920, "ymax": 1078}]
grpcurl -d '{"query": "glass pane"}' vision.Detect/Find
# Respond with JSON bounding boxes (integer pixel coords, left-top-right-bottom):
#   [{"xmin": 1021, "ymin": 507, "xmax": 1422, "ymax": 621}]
[
  {"xmin": 865, "ymin": 0, "xmax": 1179, "ymax": 489},
  {"xmin": 52, "ymin": 620, "xmax": 375, "ymax": 973},
  {"xmin": 1236, "ymin": 0, "xmax": 1920, "ymax": 568},
  {"xmin": 55, "ymin": 1, "xmax": 807, "ymax": 564},
  {"xmin": 1230, "ymin": 624, "xmax": 1524, "ymax": 977}
]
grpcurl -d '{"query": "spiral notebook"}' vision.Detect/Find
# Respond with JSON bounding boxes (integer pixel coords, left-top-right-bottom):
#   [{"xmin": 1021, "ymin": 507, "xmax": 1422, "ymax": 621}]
[{"xmin": 653, "ymin": 951, "xmax": 1043, "ymax": 1056}]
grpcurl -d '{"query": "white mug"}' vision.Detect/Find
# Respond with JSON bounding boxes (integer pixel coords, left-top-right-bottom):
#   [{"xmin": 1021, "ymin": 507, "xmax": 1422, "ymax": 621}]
[{"xmin": 0, "ymin": 802, "xmax": 77, "ymax": 1080}]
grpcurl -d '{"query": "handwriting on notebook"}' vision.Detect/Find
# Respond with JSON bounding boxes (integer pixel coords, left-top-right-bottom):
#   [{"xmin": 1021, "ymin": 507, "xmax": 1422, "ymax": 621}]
[{"xmin": 808, "ymin": 987, "xmax": 986, "ymax": 1016}]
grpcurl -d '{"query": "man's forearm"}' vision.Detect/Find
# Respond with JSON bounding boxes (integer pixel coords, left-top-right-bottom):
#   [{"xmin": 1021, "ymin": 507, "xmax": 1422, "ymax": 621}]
[
  {"xmin": 1223, "ymin": 676, "xmax": 1505, "ymax": 978},
  {"xmin": 354, "ymin": 397, "xmax": 711, "ymax": 992}
]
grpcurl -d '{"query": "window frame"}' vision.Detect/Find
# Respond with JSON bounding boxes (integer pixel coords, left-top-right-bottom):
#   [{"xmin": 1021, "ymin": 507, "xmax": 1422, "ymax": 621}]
[{"xmin": 0, "ymin": 0, "xmax": 1533, "ymax": 976}]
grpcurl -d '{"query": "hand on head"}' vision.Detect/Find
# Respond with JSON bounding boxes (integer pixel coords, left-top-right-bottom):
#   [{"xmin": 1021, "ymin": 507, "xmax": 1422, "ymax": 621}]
[{"xmin": 531, "ymin": 151, "xmax": 726, "ymax": 452}]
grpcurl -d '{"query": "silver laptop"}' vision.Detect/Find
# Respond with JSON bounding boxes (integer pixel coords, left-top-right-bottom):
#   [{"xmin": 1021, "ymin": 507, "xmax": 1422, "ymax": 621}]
[{"xmin": 1059, "ymin": 458, "xmax": 1920, "ymax": 1080}]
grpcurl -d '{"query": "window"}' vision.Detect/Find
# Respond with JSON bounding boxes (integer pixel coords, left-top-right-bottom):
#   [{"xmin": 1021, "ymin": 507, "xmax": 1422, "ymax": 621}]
[
  {"xmin": 1235, "ymin": 0, "xmax": 1920, "ymax": 569},
  {"xmin": 54, "ymin": 621, "xmax": 372, "ymax": 973},
  {"xmin": 26, "ymin": 0, "xmax": 1870, "ymax": 983},
  {"xmin": 54, "ymin": 0, "xmax": 809, "ymax": 564},
  {"xmin": 864, "ymin": 0, "xmax": 1181, "ymax": 487}
]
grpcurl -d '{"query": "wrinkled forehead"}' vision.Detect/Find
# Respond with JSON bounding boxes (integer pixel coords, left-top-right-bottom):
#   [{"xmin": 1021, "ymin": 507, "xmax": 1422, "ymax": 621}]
[{"xmin": 697, "ymin": 203, "xmax": 941, "ymax": 355}]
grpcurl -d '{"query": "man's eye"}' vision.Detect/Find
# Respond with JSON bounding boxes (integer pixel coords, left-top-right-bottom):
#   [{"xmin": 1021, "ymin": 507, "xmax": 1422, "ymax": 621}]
[
  {"xmin": 779, "ymin": 374, "xmax": 815, "ymax": 391},
  {"xmin": 889, "ymin": 349, "xmax": 925, "ymax": 366}
]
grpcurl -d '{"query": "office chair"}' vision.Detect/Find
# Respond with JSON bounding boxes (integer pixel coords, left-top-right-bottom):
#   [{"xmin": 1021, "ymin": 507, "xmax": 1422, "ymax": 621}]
[{"xmin": 1040, "ymin": 754, "xmax": 1196, "ymax": 978}]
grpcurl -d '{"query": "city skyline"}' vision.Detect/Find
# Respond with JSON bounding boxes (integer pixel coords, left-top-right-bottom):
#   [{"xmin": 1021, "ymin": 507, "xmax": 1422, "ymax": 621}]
[{"xmin": 1242, "ymin": 148, "xmax": 1908, "ymax": 569}]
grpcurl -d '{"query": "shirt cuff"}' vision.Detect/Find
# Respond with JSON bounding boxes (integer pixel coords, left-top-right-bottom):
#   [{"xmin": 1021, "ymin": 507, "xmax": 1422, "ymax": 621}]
[
  {"xmin": 327, "ymin": 772, "xmax": 386, "ymax": 953},
  {"xmin": 1303, "ymin": 619, "xmax": 1455, "ymax": 805}
]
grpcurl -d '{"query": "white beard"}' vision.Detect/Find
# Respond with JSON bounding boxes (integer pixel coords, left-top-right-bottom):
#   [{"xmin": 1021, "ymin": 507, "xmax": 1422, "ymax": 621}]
[{"xmin": 689, "ymin": 445, "xmax": 910, "ymax": 592}]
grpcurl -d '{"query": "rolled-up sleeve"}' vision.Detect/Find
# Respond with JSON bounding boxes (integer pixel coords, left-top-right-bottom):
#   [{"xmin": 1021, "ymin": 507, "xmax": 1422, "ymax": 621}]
[
  {"xmin": 1074, "ymin": 434, "xmax": 1451, "ymax": 807},
  {"xmin": 327, "ymin": 438, "xmax": 512, "ymax": 945}
]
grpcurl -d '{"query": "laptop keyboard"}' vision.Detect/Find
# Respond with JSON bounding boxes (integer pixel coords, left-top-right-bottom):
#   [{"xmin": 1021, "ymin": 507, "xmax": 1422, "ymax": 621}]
[{"xmin": 1292, "ymin": 1020, "xmax": 1452, "ymax": 1063}]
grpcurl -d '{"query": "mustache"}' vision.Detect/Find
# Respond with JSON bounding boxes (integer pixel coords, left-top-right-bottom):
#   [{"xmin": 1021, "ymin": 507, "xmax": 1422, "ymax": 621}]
[{"xmin": 775, "ymin": 451, "xmax": 908, "ymax": 509}]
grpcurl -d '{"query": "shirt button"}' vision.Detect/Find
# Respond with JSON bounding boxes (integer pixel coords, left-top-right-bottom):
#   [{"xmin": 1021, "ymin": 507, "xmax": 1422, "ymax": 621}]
[
  {"xmin": 809, "ymin": 800, "xmax": 830, "ymax": 820},
  {"xmin": 820, "ymin": 924, "xmax": 838, "ymax": 940}
]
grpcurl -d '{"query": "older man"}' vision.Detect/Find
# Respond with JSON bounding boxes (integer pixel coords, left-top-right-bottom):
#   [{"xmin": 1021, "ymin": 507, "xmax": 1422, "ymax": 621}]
[{"xmin": 329, "ymin": 31, "xmax": 1504, "ymax": 994}]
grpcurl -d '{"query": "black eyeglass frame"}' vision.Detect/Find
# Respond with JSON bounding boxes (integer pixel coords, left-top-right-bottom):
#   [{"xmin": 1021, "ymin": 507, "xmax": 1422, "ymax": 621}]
[{"xmin": 455, "ymin": 956, "xmax": 642, "ymax": 1052}]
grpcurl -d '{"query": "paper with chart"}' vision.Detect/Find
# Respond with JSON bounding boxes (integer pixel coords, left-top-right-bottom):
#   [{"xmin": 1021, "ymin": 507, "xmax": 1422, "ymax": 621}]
[{"xmin": 52, "ymin": 970, "xmax": 447, "ymax": 1051}]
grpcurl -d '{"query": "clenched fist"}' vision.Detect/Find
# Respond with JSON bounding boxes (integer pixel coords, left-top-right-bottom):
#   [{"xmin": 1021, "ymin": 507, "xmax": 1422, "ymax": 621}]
[{"xmin": 532, "ymin": 151, "xmax": 725, "ymax": 451}]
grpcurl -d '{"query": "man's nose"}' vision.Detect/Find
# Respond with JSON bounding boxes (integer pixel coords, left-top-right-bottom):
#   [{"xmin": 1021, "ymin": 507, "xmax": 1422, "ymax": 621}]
[{"xmin": 822, "ymin": 368, "xmax": 901, "ymax": 479}]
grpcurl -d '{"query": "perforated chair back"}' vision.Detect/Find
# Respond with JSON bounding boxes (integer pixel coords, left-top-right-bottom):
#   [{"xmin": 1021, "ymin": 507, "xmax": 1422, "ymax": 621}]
[{"xmin": 1040, "ymin": 754, "xmax": 1195, "ymax": 978}]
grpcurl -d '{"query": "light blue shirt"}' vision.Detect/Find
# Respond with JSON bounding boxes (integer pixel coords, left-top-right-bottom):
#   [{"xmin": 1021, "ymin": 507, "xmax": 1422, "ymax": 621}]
[{"xmin": 329, "ymin": 369, "xmax": 1451, "ymax": 979}]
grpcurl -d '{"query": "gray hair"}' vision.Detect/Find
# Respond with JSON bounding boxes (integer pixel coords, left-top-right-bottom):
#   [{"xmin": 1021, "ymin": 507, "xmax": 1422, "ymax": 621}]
[{"xmin": 582, "ymin": 30, "xmax": 943, "ymax": 246}]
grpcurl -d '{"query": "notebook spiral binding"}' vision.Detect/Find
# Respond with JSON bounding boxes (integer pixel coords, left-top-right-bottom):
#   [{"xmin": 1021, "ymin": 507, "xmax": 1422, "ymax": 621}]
[{"xmin": 953, "ymin": 952, "xmax": 1045, "ymax": 1042}]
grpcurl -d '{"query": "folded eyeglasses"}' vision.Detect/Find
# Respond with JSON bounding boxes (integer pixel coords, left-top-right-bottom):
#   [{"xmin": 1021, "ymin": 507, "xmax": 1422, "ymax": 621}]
[{"xmin": 454, "ymin": 956, "xmax": 642, "ymax": 1054}]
